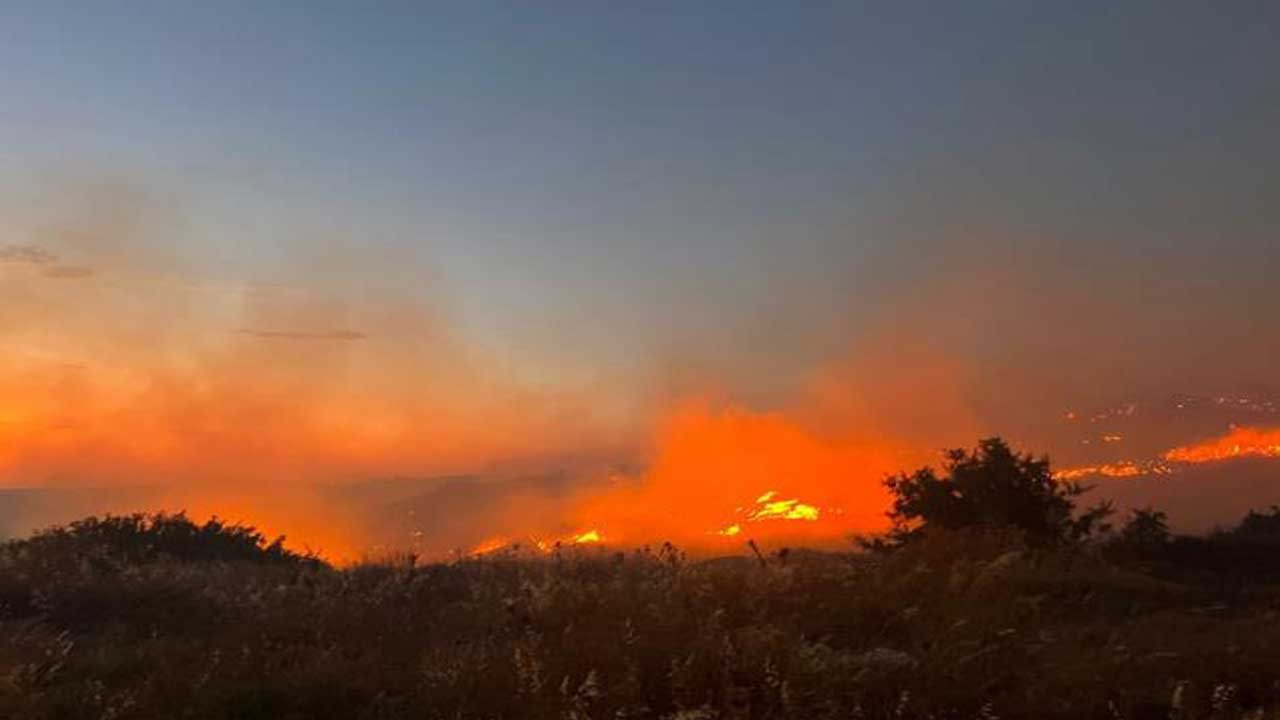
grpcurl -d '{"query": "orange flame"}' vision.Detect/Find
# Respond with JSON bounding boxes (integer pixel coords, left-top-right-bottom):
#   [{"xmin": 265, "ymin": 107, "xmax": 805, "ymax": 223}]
[
  {"xmin": 710, "ymin": 490, "xmax": 822, "ymax": 536},
  {"xmin": 470, "ymin": 528, "xmax": 603, "ymax": 556},
  {"xmin": 471, "ymin": 535, "xmax": 512, "ymax": 555},
  {"xmin": 1055, "ymin": 425, "xmax": 1280, "ymax": 482},
  {"xmin": 1055, "ymin": 462, "xmax": 1149, "ymax": 480},
  {"xmin": 1162, "ymin": 426, "xmax": 1280, "ymax": 464},
  {"xmin": 568, "ymin": 400, "xmax": 913, "ymax": 549}
]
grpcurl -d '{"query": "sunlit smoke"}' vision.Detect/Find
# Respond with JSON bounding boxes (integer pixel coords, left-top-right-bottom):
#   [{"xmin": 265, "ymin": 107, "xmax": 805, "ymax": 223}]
[
  {"xmin": 4, "ymin": 176, "xmax": 1280, "ymax": 560},
  {"xmin": 0, "ymin": 179, "xmax": 637, "ymax": 557}
]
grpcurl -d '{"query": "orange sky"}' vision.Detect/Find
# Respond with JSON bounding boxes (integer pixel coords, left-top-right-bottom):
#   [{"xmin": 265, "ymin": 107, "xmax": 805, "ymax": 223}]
[{"xmin": 3, "ymin": 180, "xmax": 1279, "ymax": 561}]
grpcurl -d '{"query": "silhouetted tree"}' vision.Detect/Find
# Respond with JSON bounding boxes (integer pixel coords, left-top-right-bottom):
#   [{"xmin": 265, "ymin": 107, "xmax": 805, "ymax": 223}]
[
  {"xmin": 883, "ymin": 437, "xmax": 1112, "ymax": 546},
  {"xmin": 1118, "ymin": 507, "xmax": 1170, "ymax": 548},
  {"xmin": 1229, "ymin": 505, "xmax": 1280, "ymax": 540}
]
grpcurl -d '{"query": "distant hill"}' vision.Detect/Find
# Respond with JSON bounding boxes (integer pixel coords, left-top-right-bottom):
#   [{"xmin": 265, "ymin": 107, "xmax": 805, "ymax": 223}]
[
  {"xmin": 0, "ymin": 486, "xmax": 161, "ymax": 541},
  {"xmin": 1089, "ymin": 457, "xmax": 1280, "ymax": 534}
]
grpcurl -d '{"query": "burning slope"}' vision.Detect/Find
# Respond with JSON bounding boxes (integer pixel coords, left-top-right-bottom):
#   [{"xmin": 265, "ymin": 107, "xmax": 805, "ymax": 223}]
[
  {"xmin": 565, "ymin": 416, "xmax": 1280, "ymax": 553},
  {"xmin": 1056, "ymin": 425, "xmax": 1280, "ymax": 482},
  {"xmin": 1163, "ymin": 426, "xmax": 1280, "ymax": 464},
  {"xmin": 556, "ymin": 410, "xmax": 1280, "ymax": 553}
]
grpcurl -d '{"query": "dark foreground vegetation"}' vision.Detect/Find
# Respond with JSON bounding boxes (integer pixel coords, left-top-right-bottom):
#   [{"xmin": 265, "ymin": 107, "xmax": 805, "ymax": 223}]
[{"xmin": 4, "ymin": 439, "xmax": 1280, "ymax": 719}]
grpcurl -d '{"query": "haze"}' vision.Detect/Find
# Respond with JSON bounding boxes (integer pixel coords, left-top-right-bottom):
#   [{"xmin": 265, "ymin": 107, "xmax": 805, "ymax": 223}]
[{"xmin": 2, "ymin": 2, "xmax": 1277, "ymax": 558}]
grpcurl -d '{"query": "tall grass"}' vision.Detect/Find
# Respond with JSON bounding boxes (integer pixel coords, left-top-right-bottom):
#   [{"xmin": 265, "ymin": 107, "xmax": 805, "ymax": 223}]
[{"xmin": 3, "ymin": 516, "xmax": 1280, "ymax": 718}]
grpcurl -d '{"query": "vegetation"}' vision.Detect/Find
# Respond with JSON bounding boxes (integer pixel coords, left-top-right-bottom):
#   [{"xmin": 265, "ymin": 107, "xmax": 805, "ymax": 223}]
[
  {"xmin": 3, "ymin": 442, "xmax": 1280, "ymax": 719},
  {"xmin": 882, "ymin": 437, "xmax": 1113, "ymax": 546}
]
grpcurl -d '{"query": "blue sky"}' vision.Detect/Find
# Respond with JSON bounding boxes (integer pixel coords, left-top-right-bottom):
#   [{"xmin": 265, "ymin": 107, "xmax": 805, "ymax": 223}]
[{"xmin": 1, "ymin": 1, "xmax": 1277, "ymax": 406}]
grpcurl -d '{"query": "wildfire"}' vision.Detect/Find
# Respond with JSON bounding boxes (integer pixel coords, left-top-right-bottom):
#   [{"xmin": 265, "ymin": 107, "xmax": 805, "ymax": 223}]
[
  {"xmin": 745, "ymin": 490, "xmax": 821, "ymax": 522},
  {"xmin": 708, "ymin": 490, "xmax": 822, "ymax": 537},
  {"xmin": 1162, "ymin": 426, "xmax": 1280, "ymax": 464},
  {"xmin": 568, "ymin": 401, "xmax": 906, "ymax": 549},
  {"xmin": 471, "ymin": 535, "xmax": 511, "ymax": 555},
  {"xmin": 1055, "ymin": 461, "xmax": 1153, "ymax": 481},
  {"xmin": 470, "ymin": 528, "xmax": 603, "ymax": 556},
  {"xmin": 1055, "ymin": 425, "xmax": 1280, "ymax": 482}
]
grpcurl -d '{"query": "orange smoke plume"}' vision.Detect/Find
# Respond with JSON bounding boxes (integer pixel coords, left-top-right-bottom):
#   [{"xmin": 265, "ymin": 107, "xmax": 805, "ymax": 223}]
[{"xmin": 566, "ymin": 400, "xmax": 920, "ymax": 549}]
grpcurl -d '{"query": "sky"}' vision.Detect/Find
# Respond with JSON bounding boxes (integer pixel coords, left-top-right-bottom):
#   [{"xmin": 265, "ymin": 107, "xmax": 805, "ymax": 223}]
[{"xmin": 1, "ymin": 3, "xmax": 1278, "ymax": 552}]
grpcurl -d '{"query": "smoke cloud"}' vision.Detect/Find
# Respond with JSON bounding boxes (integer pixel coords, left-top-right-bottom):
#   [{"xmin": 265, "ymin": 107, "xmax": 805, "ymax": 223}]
[{"xmin": 2, "ymin": 173, "xmax": 1278, "ymax": 558}]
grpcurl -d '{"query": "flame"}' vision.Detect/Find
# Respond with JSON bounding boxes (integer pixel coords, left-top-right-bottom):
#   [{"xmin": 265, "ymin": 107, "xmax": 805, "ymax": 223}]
[
  {"xmin": 1055, "ymin": 425, "xmax": 1280, "ymax": 482},
  {"xmin": 1055, "ymin": 461, "xmax": 1149, "ymax": 480},
  {"xmin": 471, "ymin": 535, "xmax": 511, "ymax": 555},
  {"xmin": 470, "ymin": 528, "xmax": 602, "ymax": 556},
  {"xmin": 709, "ymin": 490, "xmax": 821, "ymax": 536},
  {"xmin": 1162, "ymin": 426, "xmax": 1280, "ymax": 464},
  {"xmin": 569, "ymin": 400, "xmax": 913, "ymax": 548},
  {"xmin": 745, "ymin": 491, "xmax": 821, "ymax": 522}
]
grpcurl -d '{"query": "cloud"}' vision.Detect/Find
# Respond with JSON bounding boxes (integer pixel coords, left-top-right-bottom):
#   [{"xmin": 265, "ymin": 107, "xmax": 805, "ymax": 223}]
[
  {"xmin": 235, "ymin": 328, "xmax": 368, "ymax": 341},
  {"xmin": 41, "ymin": 265, "xmax": 94, "ymax": 280},
  {"xmin": 0, "ymin": 245, "xmax": 92, "ymax": 279},
  {"xmin": 0, "ymin": 244, "xmax": 58, "ymax": 265}
]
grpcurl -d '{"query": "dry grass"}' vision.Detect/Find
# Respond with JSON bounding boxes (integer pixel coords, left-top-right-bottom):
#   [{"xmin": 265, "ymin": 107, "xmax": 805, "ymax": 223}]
[{"xmin": 2, "ymin": 517, "xmax": 1280, "ymax": 719}]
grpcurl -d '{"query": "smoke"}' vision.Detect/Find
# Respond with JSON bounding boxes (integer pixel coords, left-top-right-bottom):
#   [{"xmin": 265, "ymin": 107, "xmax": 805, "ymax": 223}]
[
  {"xmin": 465, "ymin": 322, "xmax": 999, "ymax": 553},
  {"xmin": 0, "ymin": 176, "xmax": 635, "ymax": 556},
  {"xmin": 3, "ymin": 172, "xmax": 1278, "ymax": 558}
]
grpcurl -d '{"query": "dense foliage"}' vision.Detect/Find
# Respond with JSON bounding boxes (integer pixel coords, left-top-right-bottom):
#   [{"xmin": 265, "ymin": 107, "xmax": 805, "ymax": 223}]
[
  {"xmin": 4, "ymin": 506, "xmax": 1280, "ymax": 718},
  {"xmin": 5, "ymin": 512, "xmax": 315, "ymax": 569},
  {"xmin": 883, "ymin": 437, "xmax": 1113, "ymax": 546}
]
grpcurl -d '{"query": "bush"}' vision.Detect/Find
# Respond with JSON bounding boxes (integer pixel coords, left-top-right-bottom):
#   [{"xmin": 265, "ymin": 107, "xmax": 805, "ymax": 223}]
[
  {"xmin": 882, "ymin": 437, "xmax": 1112, "ymax": 547},
  {"xmin": 2, "ymin": 512, "xmax": 318, "ymax": 569},
  {"xmin": 0, "ymin": 513, "xmax": 323, "ymax": 624}
]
